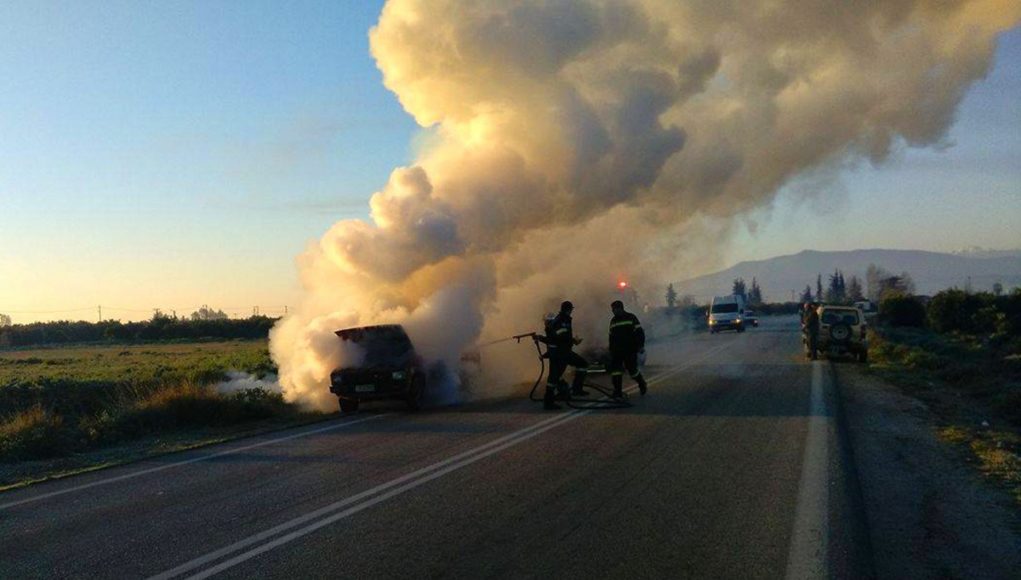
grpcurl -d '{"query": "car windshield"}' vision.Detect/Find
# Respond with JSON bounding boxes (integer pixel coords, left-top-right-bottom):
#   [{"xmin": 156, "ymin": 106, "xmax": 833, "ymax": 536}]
[
  {"xmin": 336, "ymin": 326, "xmax": 414, "ymax": 367},
  {"xmin": 822, "ymin": 310, "xmax": 859, "ymax": 325},
  {"xmin": 711, "ymin": 303, "xmax": 739, "ymax": 314}
]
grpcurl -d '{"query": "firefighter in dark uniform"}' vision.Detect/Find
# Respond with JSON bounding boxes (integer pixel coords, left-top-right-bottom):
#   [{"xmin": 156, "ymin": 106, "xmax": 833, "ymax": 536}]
[
  {"xmin": 804, "ymin": 302, "xmax": 820, "ymax": 360},
  {"xmin": 536, "ymin": 301, "xmax": 589, "ymax": 410},
  {"xmin": 608, "ymin": 300, "xmax": 648, "ymax": 399}
]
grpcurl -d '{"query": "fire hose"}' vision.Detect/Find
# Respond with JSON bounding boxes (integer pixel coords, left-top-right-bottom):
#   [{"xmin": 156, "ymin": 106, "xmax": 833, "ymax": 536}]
[{"xmin": 507, "ymin": 332, "xmax": 632, "ymax": 410}]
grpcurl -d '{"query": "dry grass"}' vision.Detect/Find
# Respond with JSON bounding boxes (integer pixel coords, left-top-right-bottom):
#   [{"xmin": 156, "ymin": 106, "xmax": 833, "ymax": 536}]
[
  {"xmin": 871, "ymin": 327, "xmax": 1021, "ymax": 507},
  {"xmin": 0, "ymin": 341, "xmax": 317, "ymax": 464}
]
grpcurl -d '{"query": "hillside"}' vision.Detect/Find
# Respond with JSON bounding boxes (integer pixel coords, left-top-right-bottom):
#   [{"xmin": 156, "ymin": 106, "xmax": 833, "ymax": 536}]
[{"xmin": 673, "ymin": 249, "xmax": 1021, "ymax": 303}]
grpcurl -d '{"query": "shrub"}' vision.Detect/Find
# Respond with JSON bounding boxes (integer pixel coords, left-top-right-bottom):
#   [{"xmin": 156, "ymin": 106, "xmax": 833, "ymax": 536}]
[
  {"xmin": 0, "ymin": 406, "xmax": 77, "ymax": 461},
  {"xmin": 928, "ymin": 289, "xmax": 989, "ymax": 333},
  {"xmin": 880, "ymin": 294, "xmax": 926, "ymax": 327}
]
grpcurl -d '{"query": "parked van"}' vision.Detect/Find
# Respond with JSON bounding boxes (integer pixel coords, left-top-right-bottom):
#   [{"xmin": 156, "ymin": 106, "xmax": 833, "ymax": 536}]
[{"xmin": 708, "ymin": 295, "xmax": 747, "ymax": 333}]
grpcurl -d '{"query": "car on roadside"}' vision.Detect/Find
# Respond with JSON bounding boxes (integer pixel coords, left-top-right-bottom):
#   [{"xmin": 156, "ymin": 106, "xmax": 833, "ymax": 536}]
[
  {"xmin": 743, "ymin": 310, "xmax": 759, "ymax": 327},
  {"xmin": 329, "ymin": 324, "xmax": 429, "ymax": 413},
  {"xmin": 806, "ymin": 305, "xmax": 869, "ymax": 362}
]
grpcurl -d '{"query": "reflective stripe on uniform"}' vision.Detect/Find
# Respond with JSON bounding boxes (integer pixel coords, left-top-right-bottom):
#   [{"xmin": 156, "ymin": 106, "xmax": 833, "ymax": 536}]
[
  {"xmin": 610, "ymin": 371, "xmax": 623, "ymax": 376},
  {"xmin": 630, "ymin": 371, "xmax": 642, "ymax": 378},
  {"xmin": 556, "ymin": 328, "xmax": 570, "ymax": 334},
  {"xmin": 609, "ymin": 320, "xmax": 634, "ymax": 329}
]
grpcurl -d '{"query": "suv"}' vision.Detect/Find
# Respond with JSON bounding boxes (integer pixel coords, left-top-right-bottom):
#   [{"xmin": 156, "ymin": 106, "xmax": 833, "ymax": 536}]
[
  {"xmin": 807, "ymin": 306, "xmax": 868, "ymax": 362},
  {"xmin": 329, "ymin": 325, "xmax": 427, "ymax": 413}
]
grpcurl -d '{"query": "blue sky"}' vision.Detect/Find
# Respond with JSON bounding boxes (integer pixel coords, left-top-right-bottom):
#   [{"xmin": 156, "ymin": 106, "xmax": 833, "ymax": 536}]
[{"xmin": 0, "ymin": 2, "xmax": 1018, "ymax": 322}]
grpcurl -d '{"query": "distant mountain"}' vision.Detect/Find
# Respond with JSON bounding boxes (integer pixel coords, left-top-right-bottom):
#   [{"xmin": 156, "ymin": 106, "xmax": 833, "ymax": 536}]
[{"xmin": 673, "ymin": 249, "xmax": 1021, "ymax": 303}]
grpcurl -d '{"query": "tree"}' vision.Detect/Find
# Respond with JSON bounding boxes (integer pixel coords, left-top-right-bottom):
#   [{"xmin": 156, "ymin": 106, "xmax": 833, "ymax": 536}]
[
  {"xmin": 732, "ymin": 278, "xmax": 747, "ymax": 299},
  {"xmin": 847, "ymin": 276, "xmax": 865, "ymax": 302},
  {"xmin": 190, "ymin": 305, "xmax": 228, "ymax": 321},
  {"xmin": 0, "ymin": 313, "xmax": 11, "ymax": 327},
  {"xmin": 665, "ymin": 283, "xmax": 677, "ymax": 309},
  {"xmin": 800, "ymin": 285, "xmax": 814, "ymax": 303},
  {"xmin": 993, "ymin": 282, "xmax": 1004, "ymax": 296},
  {"xmin": 748, "ymin": 278, "xmax": 763, "ymax": 306},
  {"xmin": 816, "ymin": 274, "xmax": 824, "ymax": 302},
  {"xmin": 866, "ymin": 264, "xmax": 889, "ymax": 302},
  {"xmin": 866, "ymin": 264, "xmax": 914, "ymax": 301},
  {"xmin": 826, "ymin": 269, "xmax": 846, "ymax": 304}
]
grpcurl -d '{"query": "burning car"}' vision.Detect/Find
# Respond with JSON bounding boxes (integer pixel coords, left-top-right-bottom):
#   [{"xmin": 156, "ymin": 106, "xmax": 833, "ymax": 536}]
[{"xmin": 329, "ymin": 324, "xmax": 427, "ymax": 413}]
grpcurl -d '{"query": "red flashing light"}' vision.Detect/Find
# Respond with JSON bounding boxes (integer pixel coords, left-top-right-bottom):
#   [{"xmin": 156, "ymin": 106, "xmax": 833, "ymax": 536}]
[{"xmin": 618, "ymin": 281, "xmax": 628, "ymax": 289}]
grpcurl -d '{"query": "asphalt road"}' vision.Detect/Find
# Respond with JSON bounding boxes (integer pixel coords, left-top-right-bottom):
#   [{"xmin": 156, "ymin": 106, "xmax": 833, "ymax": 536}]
[{"xmin": 0, "ymin": 316, "xmax": 873, "ymax": 579}]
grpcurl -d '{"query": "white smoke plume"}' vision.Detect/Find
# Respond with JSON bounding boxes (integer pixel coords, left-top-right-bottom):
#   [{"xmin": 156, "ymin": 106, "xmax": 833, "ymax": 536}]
[
  {"xmin": 216, "ymin": 372, "xmax": 282, "ymax": 395},
  {"xmin": 271, "ymin": 0, "xmax": 1020, "ymax": 410}
]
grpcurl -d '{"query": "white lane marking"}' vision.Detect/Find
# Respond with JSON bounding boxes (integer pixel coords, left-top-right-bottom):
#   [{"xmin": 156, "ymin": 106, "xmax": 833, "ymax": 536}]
[
  {"xmin": 179, "ymin": 411, "xmax": 591, "ymax": 580},
  {"xmin": 786, "ymin": 360, "xmax": 830, "ymax": 580},
  {"xmin": 148, "ymin": 410, "xmax": 581, "ymax": 580},
  {"xmin": 155, "ymin": 346, "xmax": 726, "ymax": 579},
  {"xmin": 0, "ymin": 414, "xmax": 388, "ymax": 511}
]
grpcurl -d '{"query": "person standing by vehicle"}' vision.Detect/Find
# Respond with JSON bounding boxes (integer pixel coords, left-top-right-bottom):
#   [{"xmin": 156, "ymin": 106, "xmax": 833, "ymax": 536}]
[
  {"xmin": 536, "ymin": 301, "xmax": 589, "ymax": 410},
  {"xmin": 804, "ymin": 303, "xmax": 820, "ymax": 360},
  {"xmin": 608, "ymin": 300, "xmax": 648, "ymax": 398}
]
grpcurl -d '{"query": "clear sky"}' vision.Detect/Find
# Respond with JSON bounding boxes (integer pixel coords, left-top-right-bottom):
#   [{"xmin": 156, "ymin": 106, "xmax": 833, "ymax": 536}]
[{"xmin": 1, "ymin": 2, "xmax": 1018, "ymax": 323}]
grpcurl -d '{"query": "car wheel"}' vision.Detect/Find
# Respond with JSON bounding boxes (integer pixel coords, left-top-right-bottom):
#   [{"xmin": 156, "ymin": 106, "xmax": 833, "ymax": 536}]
[
  {"xmin": 406, "ymin": 375, "xmax": 426, "ymax": 411},
  {"xmin": 339, "ymin": 397, "xmax": 359, "ymax": 413}
]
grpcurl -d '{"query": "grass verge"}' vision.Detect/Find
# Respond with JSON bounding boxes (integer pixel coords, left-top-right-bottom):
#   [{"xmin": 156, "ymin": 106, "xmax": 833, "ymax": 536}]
[
  {"xmin": 0, "ymin": 341, "xmax": 332, "ymax": 488},
  {"xmin": 869, "ymin": 327, "xmax": 1021, "ymax": 506}
]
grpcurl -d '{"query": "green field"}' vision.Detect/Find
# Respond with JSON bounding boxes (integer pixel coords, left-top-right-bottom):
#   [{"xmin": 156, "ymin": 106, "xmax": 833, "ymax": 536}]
[
  {"xmin": 0, "ymin": 340, "xmax": 321, "ymax": 477},
  {"xmin": 0, "ymin": 340, "xmax": 273, "ymax": 388}
]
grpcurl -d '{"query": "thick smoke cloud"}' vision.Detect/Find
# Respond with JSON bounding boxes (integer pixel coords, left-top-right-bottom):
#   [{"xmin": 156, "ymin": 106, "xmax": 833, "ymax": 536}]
[{"xmin": 271, "ymin": 0, "xmax": 1019, "ymax": 409}]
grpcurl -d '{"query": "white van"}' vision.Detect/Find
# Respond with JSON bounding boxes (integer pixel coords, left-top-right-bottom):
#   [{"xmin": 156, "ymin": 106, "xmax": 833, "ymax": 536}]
[{"xmin": 708, "ymin": 294, "xmax": 747, "ymax": 333}]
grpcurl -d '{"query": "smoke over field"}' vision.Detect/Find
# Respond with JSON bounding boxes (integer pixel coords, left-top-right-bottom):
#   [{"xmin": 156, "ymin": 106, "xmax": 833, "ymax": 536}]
[{"xmin": 271, "ymin": 0, "xmax": 1020, "ymax": 410}]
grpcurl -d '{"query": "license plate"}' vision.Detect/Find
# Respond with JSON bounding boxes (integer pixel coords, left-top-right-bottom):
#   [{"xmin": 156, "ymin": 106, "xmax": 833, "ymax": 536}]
[{"xmin": 354, "ymin": 384, "xmax": 376, "ymax": 393}]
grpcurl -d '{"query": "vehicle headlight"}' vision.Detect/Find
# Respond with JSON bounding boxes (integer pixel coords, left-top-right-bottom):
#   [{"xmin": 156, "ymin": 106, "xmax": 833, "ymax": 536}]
[
  {"xmin": 709, "ymin": 320, "xmax": 715, "ymax": 325},
  {"xmin": 735, "ymin": 319, "xmax": 742, "ymax": 323},
  {"xmin": 392, "ymin": 371, "xmax": 406, "ymax": 380}
]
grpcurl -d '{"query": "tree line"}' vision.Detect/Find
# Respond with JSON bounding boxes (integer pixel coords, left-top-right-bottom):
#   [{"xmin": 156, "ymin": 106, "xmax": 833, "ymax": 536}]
[{"xmin": 0, "ymin": 315, "xmax": 278, "ymax": 349}]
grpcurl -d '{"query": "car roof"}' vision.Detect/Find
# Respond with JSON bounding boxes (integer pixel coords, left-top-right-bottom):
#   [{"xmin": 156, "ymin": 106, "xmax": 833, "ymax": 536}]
[{"xmin": 335, "ymin": 324, "xmax": 408, "ymax": 339}]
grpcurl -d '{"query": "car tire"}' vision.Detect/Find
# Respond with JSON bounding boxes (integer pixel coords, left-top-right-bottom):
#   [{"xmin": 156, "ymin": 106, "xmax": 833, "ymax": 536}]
[
  {"xmin": 830, "ymin": 323, "xmax": 851, "ymax": 342},
  {"xmin": 406, "ymin": 375, "xmax": 426, "ymax": 411},
  {"xmin": 737, "ymin": 326, "xmax": 745, "ymax": 333},
  {"xmin": 339, "ymin": 397, "xmax": 360, "ymax": 413}
]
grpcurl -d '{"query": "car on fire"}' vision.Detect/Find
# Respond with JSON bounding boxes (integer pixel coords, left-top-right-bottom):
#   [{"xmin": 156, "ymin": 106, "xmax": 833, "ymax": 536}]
[{"xmin": 329, "ymin": 324, "xmax": 428, "ymax": 413}]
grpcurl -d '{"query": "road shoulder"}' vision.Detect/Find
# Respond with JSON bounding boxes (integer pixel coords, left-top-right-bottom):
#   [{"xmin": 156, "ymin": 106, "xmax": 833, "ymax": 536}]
[{"xmin": 836, "ymin": 363, "xmax": 1021, "ymax": 579}]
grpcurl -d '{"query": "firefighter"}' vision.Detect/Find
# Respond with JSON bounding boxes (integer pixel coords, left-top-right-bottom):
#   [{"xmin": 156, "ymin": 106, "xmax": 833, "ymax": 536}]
[
  {"xmin": 536, "ymin": 301, "xmax": 589, "ymax": 410},
  {"xmin": 608, "ymin": 300, "xmax": 648, "ymax": 398},
  {"xmin": 804, "ymin": 302, "xmax": 820, "ymax": 360}
]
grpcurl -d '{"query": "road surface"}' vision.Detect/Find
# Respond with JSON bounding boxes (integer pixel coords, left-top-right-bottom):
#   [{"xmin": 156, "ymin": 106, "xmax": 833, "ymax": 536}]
[{"xmin": 0, "ymin": 316, "xmax": 873, "ymax": 579}]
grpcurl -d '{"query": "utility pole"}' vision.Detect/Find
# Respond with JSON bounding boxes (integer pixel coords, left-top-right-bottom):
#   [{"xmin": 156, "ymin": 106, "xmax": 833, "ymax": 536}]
[
  {"xmin": 253, "ymin": 306, "xmax": 260, "ymax": 316},
  {"xmin": 284, "ymin": 305, "xmax": 288, "ymax": 315},
  {"xmin": 98, "ymin": 305, "xmax": 102, "ymax": 322}
]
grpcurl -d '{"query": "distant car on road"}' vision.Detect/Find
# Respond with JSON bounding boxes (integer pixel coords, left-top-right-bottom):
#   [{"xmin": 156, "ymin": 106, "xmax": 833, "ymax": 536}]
[
  {"xmin": 743, "ymin": 310, "xmax": 759, "ymax": 327},
  {"xmin": 708, "ymin": 294, "xmax": 747, "ymax": 333},
  {"xmin": 329, "ymin": 324, "xmax": 428, "ymax": 413},
  {"xmin": 806, "ymin": 305, "xmax": 869, "ymax": 362}
]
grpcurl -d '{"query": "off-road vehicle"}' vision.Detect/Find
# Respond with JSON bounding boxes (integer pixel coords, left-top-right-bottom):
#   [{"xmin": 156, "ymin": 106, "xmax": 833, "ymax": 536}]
[
  {"xmin": 329, "ymin": 324, "xmax": 428, "ymax": 412},
  {"xmin": 806, "ymin": 305, "xmax": 868, "ymax": 362}
]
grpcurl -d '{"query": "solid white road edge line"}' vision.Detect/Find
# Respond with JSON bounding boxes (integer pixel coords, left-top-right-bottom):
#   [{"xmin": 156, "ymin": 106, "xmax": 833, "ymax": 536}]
[
  {"xmin": 785, "ymin": 360, "xmax": 830, "ymax": 580},
  {"xmin": 0, "ymin": 414, "xmax": 388, "ymax": 511},
  {"xmin": 155, "ymin": 344, "xmax": 728, "ymax": 579}
]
